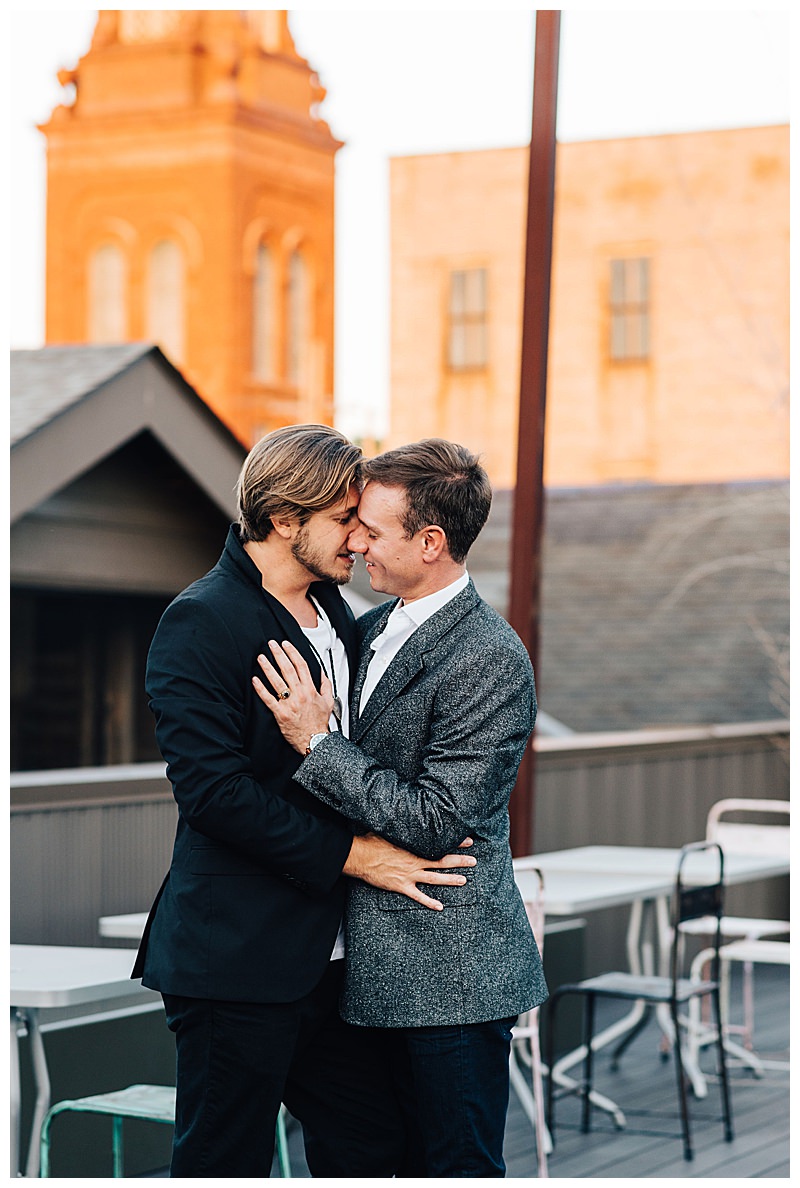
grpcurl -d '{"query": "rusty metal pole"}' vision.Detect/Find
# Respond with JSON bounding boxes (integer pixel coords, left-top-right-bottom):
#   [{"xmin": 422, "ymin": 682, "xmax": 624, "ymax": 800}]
[{"xmin": 508, "ymin": 10, "xmax": 560, "ymax": 856}]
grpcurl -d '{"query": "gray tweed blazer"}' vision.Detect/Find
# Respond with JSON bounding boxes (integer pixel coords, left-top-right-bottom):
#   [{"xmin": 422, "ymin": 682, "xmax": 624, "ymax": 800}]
[{"xmin": 294, "ymin": 579, "xmax": 548, "ymax": 1027}]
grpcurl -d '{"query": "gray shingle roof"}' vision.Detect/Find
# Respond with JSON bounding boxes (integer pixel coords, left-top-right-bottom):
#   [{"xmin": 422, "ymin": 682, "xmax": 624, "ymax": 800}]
[
  {"xmin": 472, "ymin": 483, "xmax": 789, "ymax": 731},
  {"xmin": 10, "ymin": 343, "xmax": 154, "ymax": 445}
]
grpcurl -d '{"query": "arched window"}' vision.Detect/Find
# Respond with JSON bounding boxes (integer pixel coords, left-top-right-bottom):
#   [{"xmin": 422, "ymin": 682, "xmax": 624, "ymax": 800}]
[
  {"xmin": 88, "ymin": 244, "xmax": 127, "ymax": 343},
  {"xmin": 252, "ymin": 243, "xmax": 274, "ymax": 381},
  {"xmin": 285, "ymin": 250, "xmax": 308, "ymax": 386},
  {"xmin": 146, "ymin": 239, "xmax": 185, "ymax": 365}
]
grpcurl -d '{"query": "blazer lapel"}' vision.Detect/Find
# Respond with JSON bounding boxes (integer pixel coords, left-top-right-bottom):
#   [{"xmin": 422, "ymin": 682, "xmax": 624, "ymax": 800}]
[
  {"xmin": 256, "ymin": 591, "xmax": 324, "ymax": 686},
  {"xmin": 353, "ymin": 642, "xmax": 425, "ymax": 741},
  {"xmin": 256, "ymin": 583, "xmax": 361, "ymax": 695},
  {"xmin": 352, "ymin": 582, "xmax": 480, "ymax": 742},
  {"xmin": 227, "ymin": 527, "xmax": 351, "ymax": 689}
]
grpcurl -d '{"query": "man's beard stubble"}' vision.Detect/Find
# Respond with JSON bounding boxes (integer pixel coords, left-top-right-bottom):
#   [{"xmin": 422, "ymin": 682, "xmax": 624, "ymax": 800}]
[{"xmin": 291, "ymin": 525, "xmax": 352, "ymax": 586}]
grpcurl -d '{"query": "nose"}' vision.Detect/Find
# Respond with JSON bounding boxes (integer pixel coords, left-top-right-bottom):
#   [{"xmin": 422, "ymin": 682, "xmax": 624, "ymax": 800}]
[{"xmin": 347, "ymin": 522, "xmax": 368, "ymax": 554}]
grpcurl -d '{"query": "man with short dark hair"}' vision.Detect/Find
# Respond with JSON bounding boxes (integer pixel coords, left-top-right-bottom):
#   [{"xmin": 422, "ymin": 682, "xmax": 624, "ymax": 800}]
[
  {"xmin": 255, "ymin": 438, "xmax": 547, "ymax": 1177},
  {"xmin": 133, "ymin": 425, "xmax": 476, "ymax": 1178}
]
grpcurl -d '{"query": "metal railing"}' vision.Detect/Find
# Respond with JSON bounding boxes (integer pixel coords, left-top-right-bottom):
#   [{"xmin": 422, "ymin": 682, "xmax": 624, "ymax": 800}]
[{"xmin": 11, "ymin": 719, "xmax": 789, "ymax": 967}]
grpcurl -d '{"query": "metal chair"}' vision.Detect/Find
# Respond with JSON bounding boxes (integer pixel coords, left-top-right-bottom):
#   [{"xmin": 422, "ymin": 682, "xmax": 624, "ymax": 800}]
[
  {"xmin": 681, "ymin": 798, "xmax": 789, "ymax": 1061},
  {"xmin": 510, "ymin": 859, "xmax": 551, "ymax": 1177},
  {"xmin": 689, "ymin": 937, "xmax": 790, "ymax": 1080},
  {"xmin": 39, "ymin": 1083, "xmax": 292, "ymax": 1177},
  {"xmin": 545, "ymin": 842, "xmax": 734, "ymax": 1162}
]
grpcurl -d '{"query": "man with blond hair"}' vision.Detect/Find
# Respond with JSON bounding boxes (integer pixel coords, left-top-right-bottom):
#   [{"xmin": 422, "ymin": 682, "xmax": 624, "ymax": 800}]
[{"xmin": 133, "ymin": 425, "xmax": 475, "ymax": 1177}]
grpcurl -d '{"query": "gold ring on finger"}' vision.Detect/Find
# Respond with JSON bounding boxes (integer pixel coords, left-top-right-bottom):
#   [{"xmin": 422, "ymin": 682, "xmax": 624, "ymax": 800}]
[{"xmin": 279, "ymin": 689, "xmax": 291, "ymax": 700}]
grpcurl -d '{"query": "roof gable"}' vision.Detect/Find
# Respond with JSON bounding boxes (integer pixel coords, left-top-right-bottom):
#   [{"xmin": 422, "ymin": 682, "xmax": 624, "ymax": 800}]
[
  {"xmin": 10, "ymin": 344, "xmax": 153, "ymax": 446},
  {"xmin": 10, "ymin": 344, "xmax": 246, "ymax": 524}
]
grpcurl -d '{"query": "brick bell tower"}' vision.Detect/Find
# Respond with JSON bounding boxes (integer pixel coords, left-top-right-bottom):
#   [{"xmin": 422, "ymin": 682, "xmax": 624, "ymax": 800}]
[{"xmin": 40, "ymin": 10, "xmax": 341, "ymax": 443}]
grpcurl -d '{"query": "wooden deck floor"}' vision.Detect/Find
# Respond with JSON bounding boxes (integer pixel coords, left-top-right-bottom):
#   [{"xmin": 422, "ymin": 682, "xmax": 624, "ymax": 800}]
[{"xmin": 273, "ymin": 962, "xmax": 789, "ymax": 1179}]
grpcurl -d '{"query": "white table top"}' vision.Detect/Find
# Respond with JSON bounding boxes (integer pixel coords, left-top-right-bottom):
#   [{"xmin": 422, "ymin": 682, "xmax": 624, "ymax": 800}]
[
  {"xmin": 98, "ymin": 912, "xmax": 149, "ymax": 939},
  {"xmin": 10, "ymin": 944, "xmax": 160, "ymax": 1009},
  {"xmin": 528, "ymin": 845, "xmax": 789, "ymax": 887},
  {"xmin": 514, "ymin": 867, "xmax": 675, "ymax": 915}
]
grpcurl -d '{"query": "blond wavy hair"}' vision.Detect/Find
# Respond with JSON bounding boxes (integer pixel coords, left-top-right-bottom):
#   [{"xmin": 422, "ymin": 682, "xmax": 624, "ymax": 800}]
[{"xmin": 237, "ymin": 424, "xmax": 362, "ymax": 542}]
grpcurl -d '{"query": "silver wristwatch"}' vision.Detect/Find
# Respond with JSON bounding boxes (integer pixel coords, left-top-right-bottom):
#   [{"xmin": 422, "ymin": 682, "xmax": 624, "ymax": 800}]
[{"xmin": 304, "ymin": 731, "xmax": 330, "ymax": 756}]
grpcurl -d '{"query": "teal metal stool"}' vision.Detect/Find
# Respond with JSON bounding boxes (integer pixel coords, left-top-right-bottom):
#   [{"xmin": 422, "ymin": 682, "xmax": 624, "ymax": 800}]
[{"xmin": 39, "ymin": 1083, "xmax": 292, "ymax": 1177}]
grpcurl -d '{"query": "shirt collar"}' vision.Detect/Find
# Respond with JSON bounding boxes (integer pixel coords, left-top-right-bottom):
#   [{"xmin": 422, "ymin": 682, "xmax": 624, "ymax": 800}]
[{"xmin": 399, "ymin": 570, "xmax": 470, "ymax": 628}]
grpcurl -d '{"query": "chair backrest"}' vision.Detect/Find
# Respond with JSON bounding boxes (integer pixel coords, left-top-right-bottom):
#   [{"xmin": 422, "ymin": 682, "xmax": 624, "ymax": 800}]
[
  {"xmin": 707, "ymin": 798, "xmax": 789, "ymax": 858},
  {"xmin": 512, "ymin": 858, "xmax": 546, "ymax": 953},
  {"xmin": 670, "ymin": 841, "xmax": 724, "ymax": 986}
]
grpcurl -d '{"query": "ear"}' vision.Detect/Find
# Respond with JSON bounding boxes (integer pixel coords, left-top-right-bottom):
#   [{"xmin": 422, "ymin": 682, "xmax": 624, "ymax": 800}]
[
  {"xmin": 270, "ymin": 515, "xmax": 299, "ymax": 541},
  {"xmin": 420, "ymin": 525, "xmax": 447, "ymax": 563}
]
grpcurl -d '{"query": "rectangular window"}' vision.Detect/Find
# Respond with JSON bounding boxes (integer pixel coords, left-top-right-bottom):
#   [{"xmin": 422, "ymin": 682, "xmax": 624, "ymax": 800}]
[
  {"xmin": 447, "ymin": 268, "xmax": 488, "ymax": 371},
  {"xmin": 609, "ymin": 257, "xmax": 650, "ymax": 361}
]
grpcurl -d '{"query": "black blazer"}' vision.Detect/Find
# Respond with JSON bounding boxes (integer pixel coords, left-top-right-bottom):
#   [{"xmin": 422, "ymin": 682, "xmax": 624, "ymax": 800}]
[{"xmin": 132, "ymin": 525, "xmax": 358, "ymax": 1003}]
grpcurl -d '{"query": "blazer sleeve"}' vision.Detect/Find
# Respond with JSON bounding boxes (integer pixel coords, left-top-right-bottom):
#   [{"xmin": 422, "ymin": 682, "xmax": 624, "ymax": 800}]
[
  {"xmin": 147, "ymin": 594, "xmax": 353, "ymax": 894},
  {"xmin": 294, "ymin": 640, "xmax": 536, "ymax": 860}
]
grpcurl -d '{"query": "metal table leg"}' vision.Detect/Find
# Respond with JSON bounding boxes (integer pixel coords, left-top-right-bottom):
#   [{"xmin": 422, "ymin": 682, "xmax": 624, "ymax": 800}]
[
  {"xmin": 9, "ymin": 1008, "xmax": 50, "ymax": 1177},
  {"xmin": 25, "ymin": 1008, "xmax": 50, "ymax": 1178},
  {"xmin": 10, "ymin": 1010, "xmax": 22, "ymax": 1176}
]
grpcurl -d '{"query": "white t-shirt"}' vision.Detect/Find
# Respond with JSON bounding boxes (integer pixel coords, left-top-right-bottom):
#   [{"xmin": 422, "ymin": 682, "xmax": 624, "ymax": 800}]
[{"xmin": 303, "ymin": 598, "xmax": 351, "ymax": 962}]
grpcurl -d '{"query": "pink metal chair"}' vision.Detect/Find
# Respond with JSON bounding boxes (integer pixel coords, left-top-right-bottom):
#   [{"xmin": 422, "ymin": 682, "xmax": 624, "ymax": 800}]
[
  {"xmin": 511, "ymin": 859, "xmax": 551, "ymax": 1177},
  {"xmin": 683, "ymin": 798, "xmax": 789, "ymax": 1076}
]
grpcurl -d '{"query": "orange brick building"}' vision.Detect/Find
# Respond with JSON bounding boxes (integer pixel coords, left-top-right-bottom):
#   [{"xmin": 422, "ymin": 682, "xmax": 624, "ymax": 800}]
[
  {"xmin": 40, "ymin": 10, "xmax": 340, "ymax": 445},
  {"xmin": 389, "ymin": 126, "xmax": 789, "ymax": 487}
]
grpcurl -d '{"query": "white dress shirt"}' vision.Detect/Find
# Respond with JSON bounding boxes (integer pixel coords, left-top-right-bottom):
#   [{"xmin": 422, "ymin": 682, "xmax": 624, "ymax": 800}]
[{"xmin": 359, "ymin": 571, "xmax": 470, "ymax": 714}]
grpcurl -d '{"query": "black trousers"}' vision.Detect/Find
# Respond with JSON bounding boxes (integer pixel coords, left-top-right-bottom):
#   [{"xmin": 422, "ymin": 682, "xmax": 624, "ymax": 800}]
[
  {"xmin": 392, "ymin": 1016, "xmax": 517, "ymax": 1177},
  {"xmin": 162, "ymin": 962, "xmax": 406, "ymax": 1178}
]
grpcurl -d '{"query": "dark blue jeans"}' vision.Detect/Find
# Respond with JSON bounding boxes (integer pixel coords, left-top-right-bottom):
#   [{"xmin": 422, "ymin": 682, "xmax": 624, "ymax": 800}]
[{"xmin": 395, "ymin": 1016, "xmax": 517, "ymax": 1177}]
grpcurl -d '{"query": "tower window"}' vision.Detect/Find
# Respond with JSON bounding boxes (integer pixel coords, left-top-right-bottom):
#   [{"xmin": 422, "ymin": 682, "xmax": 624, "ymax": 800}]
[
  {"xmin": 252, "ymin": 243, "xmax": 274, "ymax": 382},
  {"xmin": 609, "ymin": 257, "xmax": 650, "ymax": 361},
  {"xmin": 286, "ymin": 251, "xmax": 308, "ymax": 386},
  {"xmin": 146, "ymin": 240, "xmax": 185, "ymax": 366},
  {"xmin": 88, "ymin": 244, "xmax": 127, "ymax": 343},
  {"xmin": 447, "ymin": 268, "xmax": 488, "ymax": 371}
]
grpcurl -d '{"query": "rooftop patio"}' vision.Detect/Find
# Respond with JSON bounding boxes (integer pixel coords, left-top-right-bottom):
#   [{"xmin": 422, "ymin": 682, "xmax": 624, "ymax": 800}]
[
  {"xmin": 12, "ymin": 727, "xmax": 788, "ymax": 1176},
  {"xmin": 264, "ymin": 962, "xmax": 789, "ymax": 1180}
]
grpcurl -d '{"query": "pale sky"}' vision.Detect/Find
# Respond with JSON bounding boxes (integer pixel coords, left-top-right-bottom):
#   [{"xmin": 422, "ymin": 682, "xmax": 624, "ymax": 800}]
[{"xmin": 7, "ymin": 5, "xmax": 792, "ymax": 437}]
